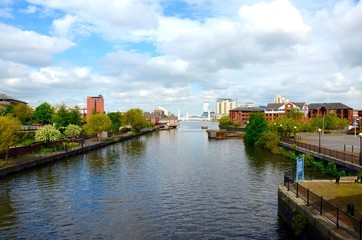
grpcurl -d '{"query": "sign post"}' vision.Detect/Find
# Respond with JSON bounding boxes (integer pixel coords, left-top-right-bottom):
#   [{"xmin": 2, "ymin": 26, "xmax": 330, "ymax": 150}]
[{"xmin": 296, "ymin": 154, "xmax": 305, "ymax": 183}]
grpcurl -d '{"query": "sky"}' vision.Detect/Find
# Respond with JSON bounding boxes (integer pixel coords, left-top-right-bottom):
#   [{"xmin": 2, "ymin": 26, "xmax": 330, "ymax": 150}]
[{"xmin": 1, "ymin": 0, "xmax": 362, "ymax": 116}]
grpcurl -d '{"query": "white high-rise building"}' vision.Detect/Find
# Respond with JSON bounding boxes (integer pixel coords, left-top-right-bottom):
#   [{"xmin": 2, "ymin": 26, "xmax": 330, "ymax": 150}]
[
  {"xmin": 216, "ymin": 98, "xmax": 237, "ymax": 119},
  {"xmin": 203, "ymin": 101, "xmax": 210, "ymax": 113},
  {"xmin": 274, "ymin": 95, "xmax": 289, "ymax": 104}
]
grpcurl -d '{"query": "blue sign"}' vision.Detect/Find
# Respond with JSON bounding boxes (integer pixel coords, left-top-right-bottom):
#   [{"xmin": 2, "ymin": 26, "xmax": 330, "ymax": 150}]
[{"xmin": 296, "ymin": 154, "xmax": 305, "ymax": 183}]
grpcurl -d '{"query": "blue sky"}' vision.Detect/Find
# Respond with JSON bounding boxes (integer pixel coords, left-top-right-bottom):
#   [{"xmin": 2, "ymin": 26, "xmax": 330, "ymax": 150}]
[{"xmin": 1, "ymin": 0, "xmax": 362, "ymax": 115}]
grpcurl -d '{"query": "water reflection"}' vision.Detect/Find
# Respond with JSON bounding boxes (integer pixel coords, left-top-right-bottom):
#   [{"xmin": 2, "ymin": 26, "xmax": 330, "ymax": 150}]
[{"xmin": 0, "ymin": 121, "xmax": 297, "ymax": 239}]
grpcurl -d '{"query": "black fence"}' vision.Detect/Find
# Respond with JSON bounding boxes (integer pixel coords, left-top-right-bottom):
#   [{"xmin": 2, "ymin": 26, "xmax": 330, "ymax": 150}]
[
  {"xmin": 284, "ymin": 173, "xmax": 362, "ymax": 239},
  {"xmin": 282, "ymin": 138, "xmax": 360, "ymax": 166}
]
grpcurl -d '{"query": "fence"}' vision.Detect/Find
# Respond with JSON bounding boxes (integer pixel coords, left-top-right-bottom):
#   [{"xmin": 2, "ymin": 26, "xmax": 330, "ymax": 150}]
[
  {"xmin": 282, "ymin": 138, "xmax": 361, "ymax": 166},
  {"xmin": 3, "ymin": 139, "xmax": 100, "ymax": 166},
  {"xmin": 284, "ymin": 173, "xmax": 362, "ymax": 239}
]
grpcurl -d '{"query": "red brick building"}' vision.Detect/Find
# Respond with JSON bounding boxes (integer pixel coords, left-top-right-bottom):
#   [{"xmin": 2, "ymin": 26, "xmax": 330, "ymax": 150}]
[
  {"xmin": 229, "ymin": 107, "xmax": 264, "ymax": 126},
  {"xmin": 87, "ymin": 95, "xmax": 104, "ymax": 118},
  {"xmin": 308, "ymin": 103, "xmax": 353, "ymax": 123}
]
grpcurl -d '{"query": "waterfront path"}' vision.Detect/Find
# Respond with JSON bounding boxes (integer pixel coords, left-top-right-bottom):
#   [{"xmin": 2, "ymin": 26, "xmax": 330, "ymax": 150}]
[
  {"xmin": 298, "ymin": 133, "xmax": 361, "ymax": 154},
  {"xmin": 281, "ymin": 132, "xmax": 362, "ymax": 172}
]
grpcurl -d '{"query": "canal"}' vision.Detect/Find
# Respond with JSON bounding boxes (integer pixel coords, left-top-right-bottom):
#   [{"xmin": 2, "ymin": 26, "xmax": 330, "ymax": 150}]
[{"xmin": 0, "ymin": 121, "xmax": 296, "ymax": 239}]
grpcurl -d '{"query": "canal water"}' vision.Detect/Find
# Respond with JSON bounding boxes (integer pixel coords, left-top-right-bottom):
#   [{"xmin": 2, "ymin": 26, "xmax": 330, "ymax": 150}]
[{"xmin": 0, "ymin": 121, "xmax": 296, "ymax": 239}]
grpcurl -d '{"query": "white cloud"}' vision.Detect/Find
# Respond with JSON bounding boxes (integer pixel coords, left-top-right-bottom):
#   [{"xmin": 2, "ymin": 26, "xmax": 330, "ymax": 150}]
[
  {"xmin": 20, "ymin": 5, "xmax": 37, "ymax": 14},
  {"xmin": 323, "ymin": 73, "xmax": 353, "ymax": 93},
  {"xmin": 51, "ymin": 14, "xmax": 76, "ymax": 37},
  {"xmin": 0, "ymin": 23, "xmax": 75, "ymax": 66}
]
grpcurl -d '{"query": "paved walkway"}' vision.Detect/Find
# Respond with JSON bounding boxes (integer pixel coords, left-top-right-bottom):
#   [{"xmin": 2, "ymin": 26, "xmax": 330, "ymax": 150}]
[{"xmin": 298, "ymin": 133, "xmax": 361, "ymax": 154}]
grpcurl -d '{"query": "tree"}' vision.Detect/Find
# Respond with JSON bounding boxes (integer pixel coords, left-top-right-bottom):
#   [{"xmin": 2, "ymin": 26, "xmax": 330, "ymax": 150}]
[
  {"xmin": 68, "ymin": 106, "xmax": 81, "ymax": 126},
  {"xmin": 0, "ymin": 105, "xmax": 14, "ymax": 116},
  {"xmin": 64, "ymin": 124, "xmax": 83, "ymax": 139},
  {"xmin": 32, "ymin": 102, "xmax": 54, "ymax": 125},
  {"xmin": 121, "ymin": 108, "xmax": 147, "ymax": 133},
  {"xmin": 12, "ymin": 103, "xmax": 33, "ymax": 124},
  {"xmin": 52, "ymin": 105, "xmax": 70, "ymax": 129},
  {"xmin": 83, "ymin": 114, "xmax": 112, "ymax": 140},
  {"xmin": 35, "ymin": 125, "xmax": 62, "ymax": 142},
  {"xmin": 107, "ymin": 112, "xmax": 122, "ymax": 132},
  {"xmin": 219, "ymin": 116, "xmax": 232, "ymax": 127},
  {"xmin": 244, "ymin": 112, "xmax": 268, "ymax": 145},
  {"xmin": 0, "ymin": 116, "xmax": 21, "ymax": 160},
  {"xmin": 53, "ymin": 105, "xmax": 82, "ymax": 129}
]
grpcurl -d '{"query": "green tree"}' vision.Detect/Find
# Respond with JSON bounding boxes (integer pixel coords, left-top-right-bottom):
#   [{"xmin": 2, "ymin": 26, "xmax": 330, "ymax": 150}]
[
  {"xmin": 107, "ymin": 112, "xmax": 122, "ymax": 132},
  {"xmin": 256, "ymin": 131, "xmax": 280, "ymax": 153},
  {"xmin": 12, "ymin": 103, "xmax": 33, "ymax": 125},
  {"xmin": 64, "ymin": 124, "xmax": 83, "ymax": 139},
  {"xmin": 121, "ymin": 108, "xmax": 147, "ymax": 133},
  {"xmin": 245, "ymin": 112, "xmax": 268, "ymax": 145},
  {"xmin": 52, "ymin": 105, "xmax": 82, "ymax": 129},
  {"xmin": 35, "ymin": 125, "xmax": 62, "ymax": 142},
  {"xmin": 219, "ymin": 116, "xmax": 232, "ymax": 127},
  {"xmin": 83, "ymin": 114, "xmax": 112, "ymax": 140},
  {"xmin": 68, "ymin": 106, "xmax": 81, "ymax": 126},
  {"xmin": 0, "ymin": 116, "xmax": 21, "ymax": 160},
  {"xmin": 0, "ymin": 105, "xmax": 14, "ymax": 116},
  {"xmin": 32, "ymin": 102, "xmax": 54, "ymax": 125}
]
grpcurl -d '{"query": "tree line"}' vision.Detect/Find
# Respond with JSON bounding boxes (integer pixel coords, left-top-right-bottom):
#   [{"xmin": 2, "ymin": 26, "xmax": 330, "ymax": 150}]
[{"xmin": 0, "ymin": 102, "xmax": 149, "ymax": 161}]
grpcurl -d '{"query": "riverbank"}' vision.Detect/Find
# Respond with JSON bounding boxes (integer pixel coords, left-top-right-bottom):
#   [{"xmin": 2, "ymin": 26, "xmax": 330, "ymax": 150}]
[{"xmin": 0, "ymin": 128, "xmax": 156, "ymax": 178}]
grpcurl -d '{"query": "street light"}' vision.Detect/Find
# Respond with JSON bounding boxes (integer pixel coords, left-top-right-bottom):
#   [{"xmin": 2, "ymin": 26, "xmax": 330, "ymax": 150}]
[
  {"xmin": 318, "ymin": 128, "xmax": 322, "ymax": 153},
  {"xmin": 294, "ymin": 126, "xmax": 297, "ymax": 142},
  {"xmin": 359, "ymin": 133, "xmax": 362, "ymax": 166}
]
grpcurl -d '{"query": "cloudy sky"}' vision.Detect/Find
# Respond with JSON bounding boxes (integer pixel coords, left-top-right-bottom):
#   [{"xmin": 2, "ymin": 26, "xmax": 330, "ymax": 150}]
[{"xmin": 1, "ymin": 0, "xmax": 362, "ymax": 115}]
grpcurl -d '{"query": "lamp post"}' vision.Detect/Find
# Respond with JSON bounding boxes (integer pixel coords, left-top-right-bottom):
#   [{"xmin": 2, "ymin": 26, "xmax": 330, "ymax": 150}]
[
  {"xmin": 318, "ymin": 128, "xmax": 322, "ymax": 153},
  {"xmin": 294, "ymin": 126, "xmax": 297, "ymax": 142},
  {"xmin": 280, "ymin": 124, "xmax": 283, "ymax": 141},
  {"xmin": 359, "ymin": 133, "xmax": 362, "ymax": 166}
]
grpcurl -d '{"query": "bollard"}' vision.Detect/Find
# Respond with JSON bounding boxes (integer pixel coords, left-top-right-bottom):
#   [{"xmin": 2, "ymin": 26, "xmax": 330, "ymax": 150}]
[{"xmin": 347, "ymin": 203, "xmax": 355, "ymax": 216}]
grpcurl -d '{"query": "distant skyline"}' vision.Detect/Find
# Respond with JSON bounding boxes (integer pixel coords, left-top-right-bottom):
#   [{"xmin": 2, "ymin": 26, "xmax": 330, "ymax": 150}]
[{"xmin": 1, "ymin": 0, "xmax": 362, "ymax": 115}]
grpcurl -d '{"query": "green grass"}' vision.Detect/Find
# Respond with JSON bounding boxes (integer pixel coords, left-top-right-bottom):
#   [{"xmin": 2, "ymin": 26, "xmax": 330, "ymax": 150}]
[{"xmin": 302, "ymin": 181, "xmax": 362, "ymax": 219}]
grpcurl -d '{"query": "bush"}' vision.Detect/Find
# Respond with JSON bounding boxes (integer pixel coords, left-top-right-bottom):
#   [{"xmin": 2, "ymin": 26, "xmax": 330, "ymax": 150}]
[
  {"xmin": 35, "ymin": 125, "xmax": 62, "ymax": 142},
  {"xmin": 255, "ymin": 131, "xmax": 279, "ymax": 153},
  {"xmin": 20, "ymin": 132, "xmax": 35, "ymax": 146}
]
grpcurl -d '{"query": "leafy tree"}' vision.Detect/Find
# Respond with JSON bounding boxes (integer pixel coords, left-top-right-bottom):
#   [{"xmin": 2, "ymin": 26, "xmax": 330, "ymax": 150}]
[
  {"xmin": 12, "ymin": 103, "xmax": 33, "ymax": 124},
  {"xmin": 52, "ymin": 105, "xmax": 70, "ymax": 129},
  {"xmin": 107, "ymin": 112, "xmax": 122, "ymax": 132},
  {"xmin": 219, "ymin": 116, "xmax": 232, "ymax": 127},
  {"xmin": 0, "ymin": 105, "xmax": 14, "ymax": 116},
  {"xmin": 53, "ymin": 105, "xmax": 82, "ymax": 129},
  {"xmin": 256, "ymin": 131, "xmax": 280, "ymax": 153},
  {"xmin": 35, "ymin": 125, "xmax": 62, "ymax": 142},
  {"xmin": 245, "ymin": 112, "xmax": 268, "ymax": 145},
  {"xmin": 271, "ymin": 115, "xmax": 301, "ymax": 139},
  {"xmin": 83, "ymin": 114, "xmax": 112, "ymax": 140},
  {"xmin": 0, "ymin": 116, "xmax": 21, "ymax": 160},
  {"xmin": 64, "ymin": 124, "xmax": 83, "ymax": 139},
  {"xmin": 32, "ymin": 102, "xmax": 54, "ymax": 125},
  {"xmin": 68, "ymin": 106, "xmax": 81, "ymax": 126},
  {"xmin": 121, "ymin": 108, "xmax": 147, "ymax": 133}
]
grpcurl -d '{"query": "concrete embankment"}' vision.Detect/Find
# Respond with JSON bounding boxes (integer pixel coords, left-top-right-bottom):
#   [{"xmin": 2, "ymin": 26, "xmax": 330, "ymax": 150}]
[
  {"xmin": 278, "ymin": 185, "xmax": 356, "ymax": 240},
  {"xmin": 0, "ymin": 129, "xmax": 155, "ymax": 178}
]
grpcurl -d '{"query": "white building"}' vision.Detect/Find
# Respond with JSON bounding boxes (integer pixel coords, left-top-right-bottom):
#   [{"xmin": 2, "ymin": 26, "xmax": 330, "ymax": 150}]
[
  {"xmin": 274, "ymin": 95, "xmax": 289, "ymax": 104},
  {"xmin": 216, "ymin": 98, "xmax": 237, "ymax": 119},
  {"xmin": 203, "ymin": 101, "xmax": 210, "ymax": 113}
]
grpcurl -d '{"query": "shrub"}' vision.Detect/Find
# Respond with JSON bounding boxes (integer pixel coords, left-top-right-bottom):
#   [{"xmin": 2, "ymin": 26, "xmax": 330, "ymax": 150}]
[{"xmin": 255, "ymin": 131, "xmax": 279, "ymax": 153}]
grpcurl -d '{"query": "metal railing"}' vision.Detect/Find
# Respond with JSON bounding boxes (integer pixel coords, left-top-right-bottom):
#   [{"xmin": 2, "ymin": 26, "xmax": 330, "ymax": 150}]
[
  {"xmin": 282, "ymin": 138, "xmax": 360, "ymax": 166},
  {"xmin": 284, "ymin": 173, "xmax": 362, "ymax": 239}
]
